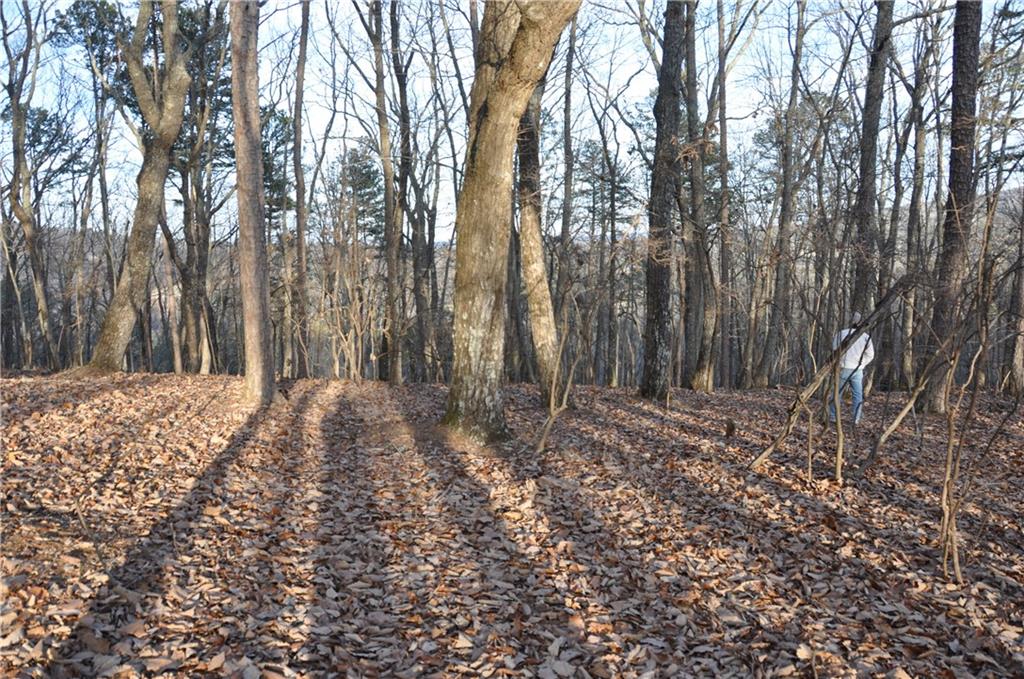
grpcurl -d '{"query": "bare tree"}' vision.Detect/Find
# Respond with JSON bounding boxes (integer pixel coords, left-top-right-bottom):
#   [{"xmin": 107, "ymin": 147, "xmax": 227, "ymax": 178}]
[
  {"xmin": 86, "ymin": 0, "xmax": 191, "ymax": 373},
  {"xmin": 850, "ymin": 0, "xmax": 895, "ymax": 314},
  {"xmin": 683, "ymin": 0, "xmax": 717, "ymax": 393},
  {"xmin": 2, "ymin": 0, "xmax": 59, "ymax": 369},
  {"xmin": 292, "ymin": 0, "xmax": 311, "ymax": 378},
  {"xmin": 518, "ymin": 78, "xmax": 562, "ymax": 407},
  {"xmin": 755, "ymin": 1, "xmax": 804, "ymax": 387},
  {"xmin": 230, "ymin": 0, "xmax": 275, "ymax": 404},
  {"xmin": 640, "ymin": 0, "xmax": 685, "ymax": 402},
  {"xmin": 924, "ymin": 0, "xmax": 983, "ymax": 414},
  {"xmin": 354, "ymin": 0, "xmax": 403, "ymax": 385},
  {"xmin": 443, "ymin": 0, "xmax": 581, "ymax": 442}
]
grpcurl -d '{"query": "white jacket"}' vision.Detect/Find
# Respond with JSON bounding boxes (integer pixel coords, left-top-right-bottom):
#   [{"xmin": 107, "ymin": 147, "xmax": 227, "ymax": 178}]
[{"xmin": 833, "ymin": 327, "xmax": 875, "ymax": 370}]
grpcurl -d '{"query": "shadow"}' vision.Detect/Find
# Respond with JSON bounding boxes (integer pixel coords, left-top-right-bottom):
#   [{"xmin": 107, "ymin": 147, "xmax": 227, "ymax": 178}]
[
  {"xmin": 7, "ymin": 380, "xmax": 1017, "ymax": 676},
  {"xmin": 527, "ymin": 386, "xmax": 1023, "ymax": 674},
  {"xmin": 388, "ymin": 386, "xmax": 728, "ymax": 675},
  {"xmin": 40, "ymin": 384, "xmax": 320, "ymax": 676}
]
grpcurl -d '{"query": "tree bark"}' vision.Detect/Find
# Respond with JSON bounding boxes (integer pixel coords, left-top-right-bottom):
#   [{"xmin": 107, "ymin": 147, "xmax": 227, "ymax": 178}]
[
  {"xmin": 87, "ymin": 0, "xmax": 190, "ymax": 373},
  {"xmin": 757, "ymin": 1, "xmax": 804, "ymax": 387},
  {"xmin": 851, "ymin": 0, "xmax": 895, "ymax": 314},
  {"xmin": 640, "ymin": 0, "xmax": 685, "ymax": 401},
  {"xmin": 684, "ymin": 0, "xmax": 717, "ymax": 393},
  {"xmin": 443, "ymin": 0, "xmax": 580, "ymax": 442},
  {"xmin": 230, "ymin": 0, "xmax": 275, "ymax": 404},
  {"xmin": 924, "ymin": 0, "xmax": 982, "ymax": 413},
  {"xmin": 292, "ymin": 0, "xmax": 311, "ymax": 378},
  {"xmin": 518, "ymin": 79, "xmax": 562, "ymax": 407},
  {"xmin": 357, "ymin": 0, "xmax": 403, "ymax": 385}
]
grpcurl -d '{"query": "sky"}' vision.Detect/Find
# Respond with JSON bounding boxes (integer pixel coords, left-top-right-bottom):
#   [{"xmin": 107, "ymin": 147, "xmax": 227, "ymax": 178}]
[{"xmin": 4, "ymin": 0, "xmax": 1016, "ymax": 252}]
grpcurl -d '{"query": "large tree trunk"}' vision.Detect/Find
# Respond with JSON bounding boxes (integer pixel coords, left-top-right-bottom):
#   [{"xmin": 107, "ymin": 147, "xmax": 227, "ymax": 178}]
[
  {"xmin": 850, "ymin": 0, "xmax": 895, "ymax": 314},
  {"xmin": 231, "ymin": 0, "xmax": 275, "ymax": 404},
  {"xmin": 88, "ymin": 0, "xmax": 190, "ymax": 373},
  {"xmin": 518, "ymin": 80, "xmax": 562, "ymax": 407},
  {"xmin": 924, "ymin": 0, "xmax": 982, "ymax": 413},
  {"xmin": 757, "ymin": 1, "xmax": 804, "ymax": 387},
  {"xmin": 640, "ymin": 0, "xmax": 686, "ymax": 401},
  {"xmin": 443, "ymin": 0, "xmax": 581, "ymax": 442},
  {"xmin": 292, "ymin": 0, "xmax": 311, "ymax": 378}
]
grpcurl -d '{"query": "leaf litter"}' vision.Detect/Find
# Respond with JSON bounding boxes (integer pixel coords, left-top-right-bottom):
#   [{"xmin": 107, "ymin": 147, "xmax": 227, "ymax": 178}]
[{"xmin": 1, "ymin": 375, "xmax": 1022, "ymax": 677}]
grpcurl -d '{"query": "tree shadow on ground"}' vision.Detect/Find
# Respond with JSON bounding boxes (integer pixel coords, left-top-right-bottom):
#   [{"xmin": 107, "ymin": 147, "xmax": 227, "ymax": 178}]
[
  {"xmin": 390, "ymin": 386, "xmax": 784, "ymax": 675},
  {"xmin": 524, "ymin": 387, "xmax": 1022, "ymax": 674},
  {"xmin": 40, "ymin": 384, "xmax": 320, "ymax": 676}
]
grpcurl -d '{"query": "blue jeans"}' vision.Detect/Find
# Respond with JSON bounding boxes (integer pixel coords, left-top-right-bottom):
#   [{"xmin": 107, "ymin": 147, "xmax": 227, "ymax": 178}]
[{"xmin": 829, "ymin": 368, "xmax": 864, "ymax": 425}]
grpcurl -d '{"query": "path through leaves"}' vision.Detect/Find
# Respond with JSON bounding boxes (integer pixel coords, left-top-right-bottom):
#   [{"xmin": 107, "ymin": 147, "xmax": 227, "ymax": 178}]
[{"xmin": 2, "ymin": 376, "xmax": 1022, "ymax": 677}]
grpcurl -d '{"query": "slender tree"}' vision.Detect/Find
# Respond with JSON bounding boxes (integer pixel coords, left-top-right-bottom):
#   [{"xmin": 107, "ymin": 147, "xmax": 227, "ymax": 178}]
[
  {"xmin": 230, "ymin": 0, "xmax": 275, "ymax": 404},
  {"xmin": 755, "ymin": 1, "xmax": 804, "ymax": 387},
  {"xmin": 3, "ymin": 0, "xmax": 60, "ymax": 370},
  {"xmin": 355, "ymin": 0, "xmax": 403, "ymax": 385},
  {"xmin": 292, "ymin": 0, "xmax": 311, "ymax": 378},
  {"xmin": 518, "ymin": 78, "xmax": 562, "ymax": 407},
  {"xmin": 716, "ymin": 0, "xmax": 732, "ymax": 389},
  {"xmin": 555, "ymin": 17, "xmax": 577, "ymax": 319},
  {"xmin": 850, "ymin": 0, "xmax": 895, "ymax": 314},
  {"xmin": 683, "ymin": 0, "xmax": 717, "ymax": 392}
]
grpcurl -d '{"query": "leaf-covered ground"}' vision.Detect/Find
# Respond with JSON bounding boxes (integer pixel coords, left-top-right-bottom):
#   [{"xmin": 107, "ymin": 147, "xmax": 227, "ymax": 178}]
[{"xmin": 1, "ymin": 375, "xmax": 1022, "ymax": 678}]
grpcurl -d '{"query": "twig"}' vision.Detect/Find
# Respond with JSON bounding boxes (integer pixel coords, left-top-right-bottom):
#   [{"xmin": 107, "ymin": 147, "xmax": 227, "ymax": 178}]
[{"xmin": 750, "ymin": 275, "xmax": 918, "ymax": 470}]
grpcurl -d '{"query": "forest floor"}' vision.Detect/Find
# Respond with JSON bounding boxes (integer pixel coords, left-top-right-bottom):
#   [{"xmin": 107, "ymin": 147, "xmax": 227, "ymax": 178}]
[{"xmin": 1, "ymin": 375, "xmax": 1022, "ymax": 678}]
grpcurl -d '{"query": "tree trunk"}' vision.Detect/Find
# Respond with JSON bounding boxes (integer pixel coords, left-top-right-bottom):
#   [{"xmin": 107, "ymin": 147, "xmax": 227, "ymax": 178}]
[
  {"xmin": 88, "ymin": 0, "xmax": 190, "ymax": 373},
  {"xmin": 161, "ymin": 232, "xmax": 183, "ymax": 373},
  {"xmin": 292, "ymin": 0, "xmax": 311, "ymax": 378},
  {"xmin": 4, "ymin": 0, "xmax": 59, "ymax": 370},
  {"xmin": 1006, "ymin": 188, "xmax": 1024, "ymax": 396},
  {"xmin": 757, "ymin": 1, "xmax": 804, "ymax": 387},
  {"xmin": 684, "ymin": 0, "xmax": 717, "ymax": 393},
  {"xmin": 518, "ymin": 80, "xmax": 562, "ymax": 407},
  {"xmin": 230, "ymin": 0, "xmax": 275, "ymax": 404},
  {"xmin": 851, "ymin": 0, "xmax": 895, "ymax": 314},
  {"xmin": 359, "ymin": 0, "xmax": 403, "ymax": 385},
  {"xmin": 640, "ymin": 0, "xmax": 685, "ymax": 401},
  {"xmin": 555, "ymin": 18, "xmax": 577, "ymax": 321},
  {"xmin": 901, "ymin": 26, "xmax": 934, "ymax": 388},
  {"xmin": 443, "ymin": 0, "xmax": 580, "ymax": 442},
  {"xmin": 924, "ymin": 0, "xmax": 982, "ymax": 413},
  {"xmin": 717, "ymin": 0, "xmax": 733, "ymax": 390}
]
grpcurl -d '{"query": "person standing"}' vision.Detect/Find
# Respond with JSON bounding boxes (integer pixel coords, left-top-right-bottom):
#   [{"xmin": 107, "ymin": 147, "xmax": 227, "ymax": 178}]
[{"xmin": 830, "ymin": 312, "xmax": 875, "ymax": 425}]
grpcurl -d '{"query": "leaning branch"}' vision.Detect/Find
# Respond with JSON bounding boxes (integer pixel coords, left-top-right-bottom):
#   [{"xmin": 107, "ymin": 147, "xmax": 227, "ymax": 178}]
[{"xmin": 749, "ymin": 274, "xmax": 919, "ymax": 470}]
